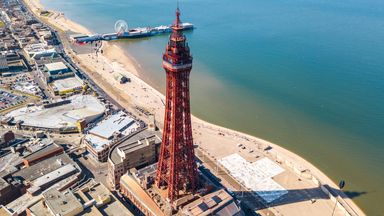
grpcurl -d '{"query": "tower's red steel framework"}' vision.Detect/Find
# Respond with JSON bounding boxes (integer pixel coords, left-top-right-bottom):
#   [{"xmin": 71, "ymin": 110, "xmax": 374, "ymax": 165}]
[{"xmin": 156, "ymin": 7, "xmax": 198, "ymax": 201}]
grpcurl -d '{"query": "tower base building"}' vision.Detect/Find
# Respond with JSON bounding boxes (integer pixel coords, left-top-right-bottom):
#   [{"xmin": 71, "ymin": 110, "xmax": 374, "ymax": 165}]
[{"xmin": 119, "ymin": 164, "xmax": 243, "ymax": 216}]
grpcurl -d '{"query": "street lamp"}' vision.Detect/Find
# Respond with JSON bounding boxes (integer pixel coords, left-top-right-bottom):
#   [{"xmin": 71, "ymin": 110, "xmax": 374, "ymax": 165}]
[{"xmin": 332, "ymin": 180, "xmax": 346, "ymax": 216}]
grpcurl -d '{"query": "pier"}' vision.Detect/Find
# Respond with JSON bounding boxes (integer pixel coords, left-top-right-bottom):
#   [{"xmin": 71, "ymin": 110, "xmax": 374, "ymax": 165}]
[{"xmin": 72, "ymin": 20, "xmax": 194, "ymax": 44}]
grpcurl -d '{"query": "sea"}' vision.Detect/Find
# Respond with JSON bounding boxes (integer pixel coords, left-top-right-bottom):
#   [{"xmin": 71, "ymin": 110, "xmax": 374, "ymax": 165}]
[{"xmin": 40, "ymin": 0, "xmax": 384, "ymax": 214}]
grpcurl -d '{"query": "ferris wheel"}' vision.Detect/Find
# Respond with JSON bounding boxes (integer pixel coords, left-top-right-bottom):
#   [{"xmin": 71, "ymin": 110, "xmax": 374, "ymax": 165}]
[{"xmin": 114, "ymin": 20, "xmax": 128, "ymax": 35}]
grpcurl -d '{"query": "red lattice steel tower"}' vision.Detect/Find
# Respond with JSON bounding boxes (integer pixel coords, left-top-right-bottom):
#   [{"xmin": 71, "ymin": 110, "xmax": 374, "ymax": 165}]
[{"xmin": 156, "ymin": 7, "xmax": 197, "ymax": 201}]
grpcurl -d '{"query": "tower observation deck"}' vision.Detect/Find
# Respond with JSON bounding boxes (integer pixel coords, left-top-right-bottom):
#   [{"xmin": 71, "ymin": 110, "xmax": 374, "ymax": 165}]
[{"xmin": 155, "ymin": 7, "xmax": 198, "ymax": 202}]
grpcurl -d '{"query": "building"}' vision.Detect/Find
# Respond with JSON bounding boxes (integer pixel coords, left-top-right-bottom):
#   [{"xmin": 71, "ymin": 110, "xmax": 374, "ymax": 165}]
[
  {"xmin": 84, "ymin": 111, "xmax": 141, "ymax": 162},
  {"xmin": 119, "ymin": 165, "xmax": 243, "ymax": 216},
  {"xmin": 23, "ymin": 43, "xmax": 56, "ymax": 64},
  {"xmin": 0, "ymin": 176, "xmax": 23, "ymax": 206},
  {"xmin": 120, "ymin": 174, "xmax": 165, "ymax": 216},
  {"xmin": 156, "ymin": 7, "xmax": 197, "ymax": 201},
  {"xmin": 22, "ymin": 143, "xmax": 64, "ymax": 167},
  {"xmin": 181, "ymin": 189, "xmax": 243, "ymax": 216},
  {"xmin": 0, "ymin": 205, "xmax": 15, "ymax": 216},
  {"xmin": 0, "ymin": 54, "xmax": 8, "ymax": 73},
  {"xmin": 12, "ymin": 153, "xmax": 81, "ymax": 194},
  {"xmin": 0, "ymin": 178, "xmax": 13, "ymax": 205},
  {"xmin": 107, "ymin": 129, "xmax": 161, "ymax": 190},
  {"xmin": 43, "ymin": 61, "xmax": 74, "ymax": 83},
  {"xmin": 35, "ymin": 188, "xmax": 83, "ymax": 216},
  {"xmin": 50, "ymin": 76, "xmax": 84, "ymax": 96},
  {"xmin": 5, "ymin": 95, "xmax": 105, "ymax": 133},
  {"xmin": 26, "ymin": 181, "xmax": 134, "ymax": 216},
  {"xmin": 44, "ymin": 62, "xmax": 69, "ymax": 75},
  {"xmin": 0, "ymin": 52, "xmax": 27, "ymax": 75},
  {"xmin": 0, "ymin": 131, "xmax": 15, "ymax": 148},
  {"xmin": 27, "ymin": 163, "xmax": 78, "ymax": 195}
]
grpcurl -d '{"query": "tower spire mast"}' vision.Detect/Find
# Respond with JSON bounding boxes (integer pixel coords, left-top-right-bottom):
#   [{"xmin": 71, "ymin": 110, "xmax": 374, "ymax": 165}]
[
  {"xmin": 175, "ymin": 1, "xmax": 181, "ymax": 27},
  {"xmin": 156, "ymin": 6, "xmax": 197, "ymax": 202}
]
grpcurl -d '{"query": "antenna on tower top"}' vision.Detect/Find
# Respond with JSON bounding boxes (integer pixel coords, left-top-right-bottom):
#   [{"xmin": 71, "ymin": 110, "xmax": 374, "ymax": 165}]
[{"xmin": 175, "ymin": 0, "xmax": 181, "ymax": 27}]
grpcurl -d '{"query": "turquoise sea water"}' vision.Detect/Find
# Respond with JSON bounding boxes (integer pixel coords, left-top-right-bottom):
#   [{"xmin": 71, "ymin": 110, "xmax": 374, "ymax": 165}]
[{"xmin": 41, "ymin": 0, "xmax": 384, "ymax": 214}]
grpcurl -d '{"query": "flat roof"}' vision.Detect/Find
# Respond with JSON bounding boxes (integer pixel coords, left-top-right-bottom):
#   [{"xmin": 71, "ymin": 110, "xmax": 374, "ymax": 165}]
[
  {"xmin": 77, "ymin": 182, "xmax": 134, "ymax": 216},
  {"xmin": 0, "ymin": 56, "xmax": 8, "ymax": 69},
  {"xmin": 0, "ymin": 153, "xmax": 23, "ymax": 177},
  {"xmin": 89, "ymin": 111, "xmax": 135, "ymax": 140},
  {"xmin": 32, "ymin": 164, "xmax": 78, "ymax": 188},
  {"xmin": 84, "ymin": 134, "xmax": 109, "ymax": 152},
  {"xmin": 117, "ymin": 134, "xmax": 158, "ymax": 156},
  {"xmin": 43, "ymin": 188, "xmax": 83, "ymax": 216},
  {"xmin": 26, "ymin": 138, "xmax": 54, "ymax": 153},
  {"xmin": 219, "ymin": 154, "xmax": 287, "ymax": 203},
  {"xmin": 182, "ymin": 189, "xmax": 241, "ymax": 216},
  {"xmin": 13, "ymin": 153, "xmax": 74, "ymax": 182},
  {"xmin": 28, "ymin": 200, "xmax": 52, "ymax": 216},
  {"xmin": 52, "ymin": 77, "xmax": 83, "ymax": 92},
  {"xmin": 6, "ymin": 95, "xmax": 105, "ymax": 129},
  {"xmin": 0, "ymin": 206, "xmax": 13, "ymax": 216},
  {"xmin": 44, "ymin": 61, "xmax": 67, "ymax": 72},
  {"xmin": 109, "ymin": 130, "xmax": 161, "ymax": 164},
  {"xmin": 23, "ymin": 143, "xmax": 63, "ymax": 163}
]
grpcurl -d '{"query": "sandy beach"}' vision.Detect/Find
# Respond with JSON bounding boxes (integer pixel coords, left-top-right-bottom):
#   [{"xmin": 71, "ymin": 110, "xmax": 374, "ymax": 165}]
[{"xmin": 24, "ymin": 0, "xmax": 365, "ymax": 215}]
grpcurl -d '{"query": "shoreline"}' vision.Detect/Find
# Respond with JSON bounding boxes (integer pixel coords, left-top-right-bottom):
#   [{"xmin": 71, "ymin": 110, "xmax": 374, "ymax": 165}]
[{"xmin": 24, "ymin": 0, "xmax": 365, "ymax": 215}]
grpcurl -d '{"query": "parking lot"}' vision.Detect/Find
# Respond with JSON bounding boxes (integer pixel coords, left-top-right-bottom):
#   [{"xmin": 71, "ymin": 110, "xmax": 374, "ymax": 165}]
[{"xmin": 0, "ymin": 89, "xmax": 27, "ymax": 111}]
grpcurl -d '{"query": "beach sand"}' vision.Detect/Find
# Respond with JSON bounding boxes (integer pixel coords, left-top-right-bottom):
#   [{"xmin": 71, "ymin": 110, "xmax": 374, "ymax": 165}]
[{"xmin": 24, "ymin": 0, "xmax": 365, "ymax": 215}]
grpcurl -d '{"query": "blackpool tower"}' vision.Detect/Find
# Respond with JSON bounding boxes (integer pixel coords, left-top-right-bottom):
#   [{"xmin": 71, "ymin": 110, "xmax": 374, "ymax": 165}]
[{"xmin": 156, "ymin": 7, "xmax": 198, "ymax": 201}]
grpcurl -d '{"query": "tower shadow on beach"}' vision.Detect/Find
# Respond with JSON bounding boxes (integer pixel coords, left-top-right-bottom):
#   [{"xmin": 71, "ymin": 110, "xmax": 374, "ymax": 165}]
[{"xmin": 233, "ymin": 186, "xmax": 366, "ymax": 212}]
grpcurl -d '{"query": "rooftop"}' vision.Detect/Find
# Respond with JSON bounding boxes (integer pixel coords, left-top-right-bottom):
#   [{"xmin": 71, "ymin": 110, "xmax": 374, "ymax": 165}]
[
  {"xmin": 6, "ymin": 95, "xmax": 105, "ymax": 129},
  {"xmin": 13, "ymin": 153, "xmax": 74, "ymax": 182},
  {"xmin": 109, "ymin": 130, "xmax": 161, "ymax": 164},
  {"xmin": 51, "ymin": 76, "xmax": 83, "ymax": 92},
  {"xmin": 84, "ymin": 134, "xmax": 109, "ymax": 152},
  {"xmin": 182, "ymin": 189, "xmax": 242, "ymax": 216},
  {"xmin": 76, "ymin": 181, "xmax": 134, "ymax": 216},
  {"xmin": 219, "ymin": 154, "xmax": 287, "ymax": 203},
  {"xmin": 32, "ymin": 163, "xmax": 78, "ymax": 188},
  {"xmin": 89, "ymin": 111, "xmax": 136, "ymax": 140},
  {"xmin": 26, "ymin": 138, "xmax": 54, "ymax": 153},
  {"xmin": 116, "ymin": 134, "xmax": 158, "ymax": 157},
  {"xmin": 120, "ymin": 174, "xmax": 165, "ymax": 216},
  {"xmin": 0, "ymin": 153, "xmax": 23, "ymax": 177},
  {"xmin": 27, "ymin": 200, "xmax": 52, "ymax": 216},
  {"xmin": 44, "ymin": 61, "xmax": 67, "ymax": 72},
  {"xmin": 23, "ymin": 143, "xmax": 63, "ymax": 164},
  {"xmin": 0, "ymin": 55, "xmax": 8, "ymax": 70},
  {"xmin": 43, "ymin": 188, "xmax": 83, "ymax": 216},
  {"xmin": 0, "ymin": 205, "xmax": 13, "ymax": 216},
  {"xmin": 24, "ymin": 43, "xmax": 55, "ymax": 53}
]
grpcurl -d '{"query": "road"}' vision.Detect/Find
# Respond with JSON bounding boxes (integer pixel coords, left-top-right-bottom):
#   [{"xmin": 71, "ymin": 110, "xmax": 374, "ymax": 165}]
[{"xmin": 20, "ymin": 0, "xmax": 123, "ymax": 110}]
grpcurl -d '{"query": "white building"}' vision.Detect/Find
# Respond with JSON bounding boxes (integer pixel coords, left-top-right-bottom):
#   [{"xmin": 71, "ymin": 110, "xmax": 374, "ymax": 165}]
[
  {"xmin": 85, "ymin": 111, "xmax": 140, "ymax": 162},
  {"xmin": 5, "ymin": 95, "xmax": 105, "ymax": 133}
]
